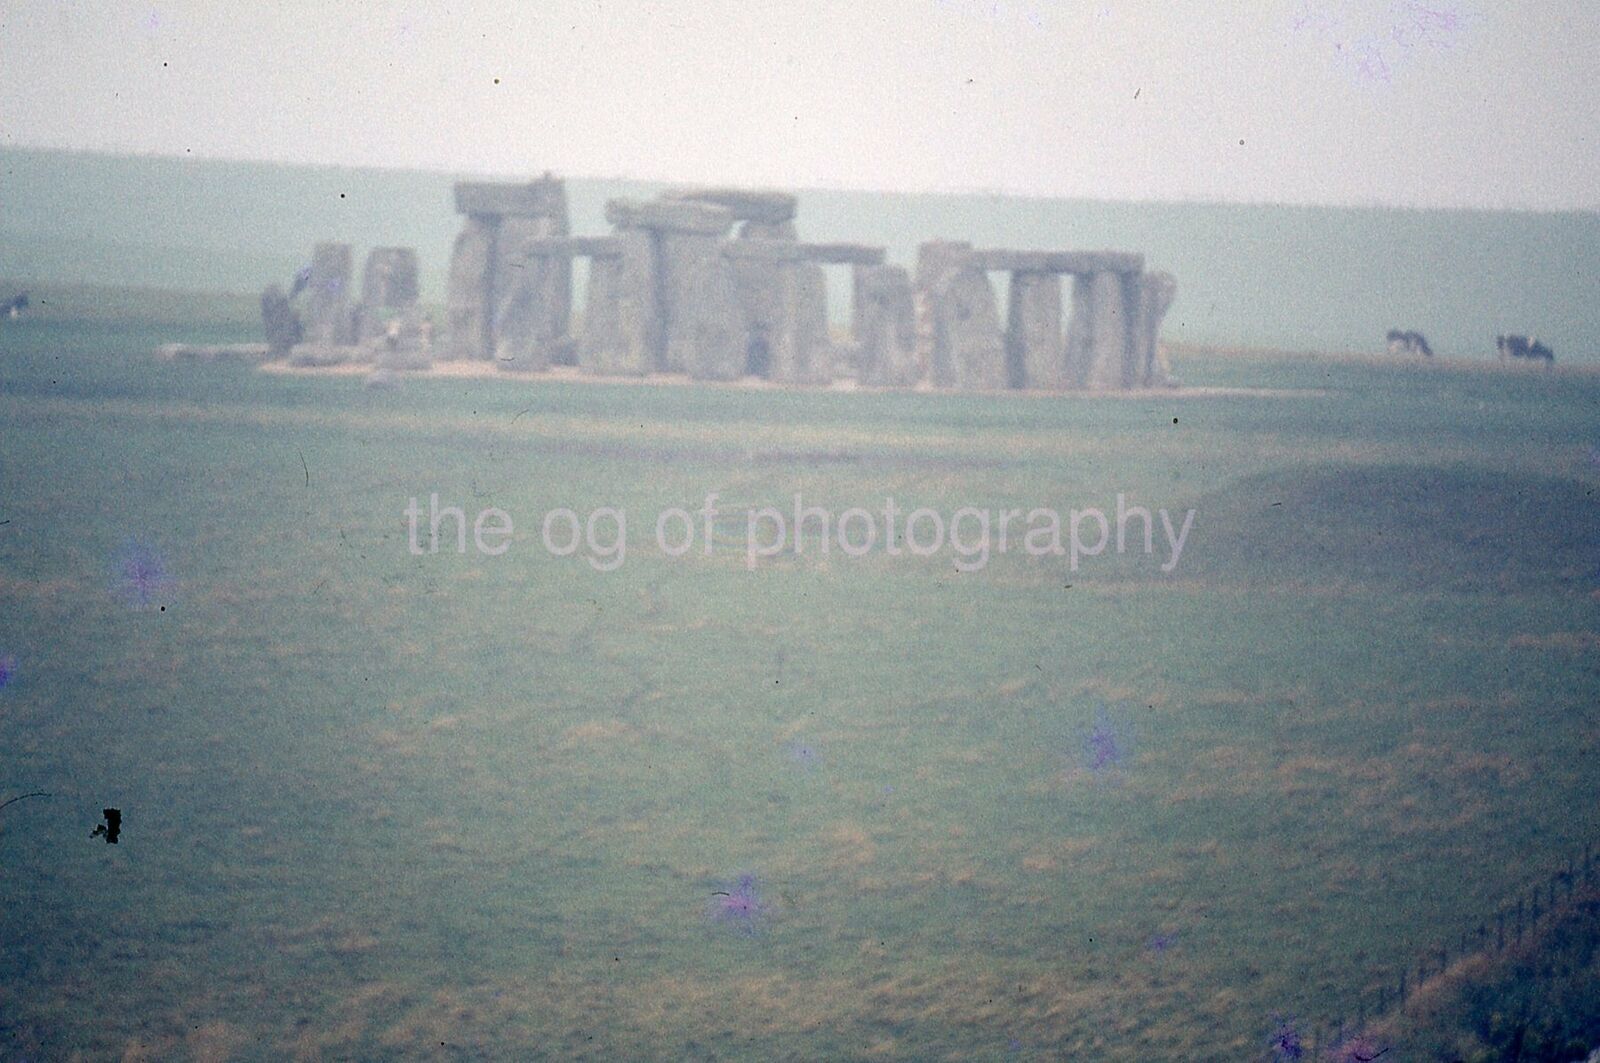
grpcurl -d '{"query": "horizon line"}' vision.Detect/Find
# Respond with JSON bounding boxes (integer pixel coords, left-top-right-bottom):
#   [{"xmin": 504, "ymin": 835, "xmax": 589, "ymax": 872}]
[{"xmin": 5, "ymin": 141, "xmax": 1596, "ymax": 218}]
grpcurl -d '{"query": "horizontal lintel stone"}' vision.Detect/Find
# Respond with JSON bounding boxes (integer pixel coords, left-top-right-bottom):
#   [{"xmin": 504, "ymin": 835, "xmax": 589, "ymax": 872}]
[
  {"xmin": 605, "ymin": 198, "xmax": 734, "ymax": 234},
  {"xmin": 661, "ymin": 188, "xmax": 797, "ymax": 224},
  {"xmin": 796, "ymin": 242, "xmax": 886, "ymax": 266},
  {"xmin": 722, "ymin": 240, "xmax": 886, "ymax": 265},
  {"xmin": 962, "ymin": 249, "xmax": 1144, "ymax": 275},
  {"xmin": 454, "ymin": 179, "xmax": 565, "ymax": 218}
]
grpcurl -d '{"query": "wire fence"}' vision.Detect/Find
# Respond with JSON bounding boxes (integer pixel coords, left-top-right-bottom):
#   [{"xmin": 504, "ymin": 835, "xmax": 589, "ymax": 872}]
[{"xmin": 1304, "ymin": 840, "xmax": 1598, "ymax": 1058}]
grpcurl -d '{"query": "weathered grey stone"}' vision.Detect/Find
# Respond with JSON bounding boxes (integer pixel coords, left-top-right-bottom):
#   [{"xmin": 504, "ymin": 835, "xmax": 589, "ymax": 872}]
[
  {"xmin": 722, "ymin": 240, "xmax": 883, "ymax": 266},
  {"xmin": 663, "ymin": 188, "xmax": 797, "ymax": 225},
  {"xmin": 727, "ymin": 248, "xmax": 786, "ymax": 379},
  {"xmin": 301, "ymin": 242, "xmax": 354, "ymax": 346},
  {"xmin": 1006, "ymin": 273, "xmax": 1063, "ymax": 389},
  {"xmin": 605, "ymin": 198, "xmax": 734, "ymax": 235},
  {"xmin": 739, "ymin": 220, "xmax": 798, "ymax": 241},
  {"xmin": 914, "ymin": 241, "xmax": 973, "ymax": 387},
  {"xmin": 1063, "ymin": 274, "xmax": 1094, "ymax": 387},
  {"xmin": 799, "ymin": 243, "xmax": 885, "ymax": 266},
  {"xmin": 1084, "ymin": 270, "xmax": 1130, "ymax": 390},
  {"xmin": 856, "ymin": 265, "xmax": 919, "ymax": 387},
  {"xmin": 493, "ymin": 212, "xmax": 570, "ymax": 368},
  {"xmin": 778, "ymin": 262, "xmax": 831, "ymax": 385},
  {"xmin": 724, "ymin": 248, "xmax": 833, "ymax": 383},
  {"xmin": 356, "ymin": 247, "xmax": 420, "ymax": 344},
  {"xmin": 916, "ymin": 241, "xmax": 1007, "ymax": 389},
  {"xmin": 454, "ymin": 175, "xmax": 567, "ymax": 218},
  {"xmin": 1135, "ymin": 271, "xmax": 1177, "ymax": 387},
  {"xmin": 579, "ymin": 228, "xmax": 658, "ymax": 376},
  {"xmin": 261, "ymin": 284, "xmax": 302, "ymax": 358},
  {"xmin": 447, "ymin": 174, "xmax": 571, "ymax": 364},
  {"xmin": 658, "ymin": 229, "xmax": 743, "ymax": 379},
  {"xmin": 963, "ymin": 249, "xmax": 1144, "ymax": 275},
  {"xmin": 722, "ymin": 239, "xmax": 808, "ymax": 263},
  {"xmin": 359, "ymin": 247, "xmax": 419, "ymax": 309},
  {"xmin": 944, "ymin": 267, "xmax": 1006, "ymax": 390},
  {"xmin": 364, "ymin": 309, "xmax": 433, "ymax": 371},
  {"xmin": 445, "ymin": 217, "xmax": 495, "ymax": 360}
]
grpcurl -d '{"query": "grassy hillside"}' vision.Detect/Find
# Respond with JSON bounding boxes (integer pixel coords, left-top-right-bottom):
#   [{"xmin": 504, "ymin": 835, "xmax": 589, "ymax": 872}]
[{"xmin": 1, "ymin": 317, "xmax": 1597, "ymax": 1059}]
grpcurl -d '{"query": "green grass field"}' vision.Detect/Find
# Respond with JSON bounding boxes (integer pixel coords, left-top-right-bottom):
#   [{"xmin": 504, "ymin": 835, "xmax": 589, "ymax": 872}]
[{"xmin": 1, "ymin": 314, "xmax": 1597, "ymax": 1060}]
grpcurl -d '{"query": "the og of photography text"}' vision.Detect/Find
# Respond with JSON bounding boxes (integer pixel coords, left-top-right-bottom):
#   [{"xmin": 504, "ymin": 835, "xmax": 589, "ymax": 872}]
[{"xmin": 402, "ymin": 493, "xmax": 1196, "ymax": 573}]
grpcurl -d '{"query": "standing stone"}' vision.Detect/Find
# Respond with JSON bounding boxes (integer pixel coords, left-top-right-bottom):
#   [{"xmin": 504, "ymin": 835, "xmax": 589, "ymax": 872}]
[
  {"xmin": 613, "ymin": 200, "xmax": 739, "ymax": 379},
  {"xmin": 915, "ymin": 241, "xmax": 973, "ymax": 388},
  {"xmin": 301, "ymin": 242, "xmax": 354, "ymax": 346},
  {"xmin": 944, "ymin": 267, "xmax": 1006, "ymax": 390},
  {"xmin": 1006, "ymin": 273, "xmax": 1063, "ymax": 389},
  {"xmin": 493, "ymin": 213, "xmax": 568, "ymax": 367},
  {"xmin": 1063, "ymin": 274, "xmax": 1095, "ymax": 387},
  {"xmin": 356, "ymin": 247, "xmax": 420, "ymax": 344},
  {"xmin": 446, "ymin": 174, "xmax": 571, "ymax": 364},
  {"xmin": 446, "ymin": 217, "xmax": 495, "ymax": 360},
  {"xmin": 579, "ymin": 228, "xmax": 658, "ymax": 376},
  {"xmin": 493, "ymin": 233, "xmax": 568, "ymax": 371},
  {"xmin": 1084, "ymin": 270, "xmax": 1129, "ymax": 390},
  {"xmin": 260, "ymin": 284, "xmax": 302, "ymax": 358},
  {"xmin": 780, "ymin": 262, "xmax": 832, "ymax": 385},
  {"xmin": 722, "ymin": 241, "xmax": 834, "ymax": 384},
  {"xmin": 669, "ymin": 235, "xmax": 744, "ymax": 380},
  {"xmin": 727, "ymin": 230, "xmax": 790, "ymax": 379},
  {"xmin": 856, "ymin": 265, "xmax": 919, "ymax": 387},
  {"xmin": 1135, "ymin": 271, "xmax": 1178, "ymax": 387},
  {"xmin": 726, "ymin": 247, "xmax": 788, "ymax": 380}
]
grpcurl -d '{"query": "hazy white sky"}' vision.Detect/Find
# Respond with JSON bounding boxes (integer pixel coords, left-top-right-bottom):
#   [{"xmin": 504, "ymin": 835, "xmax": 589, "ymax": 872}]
[{"xmin": 1, "ymin": 0, "xmax": 1595, "ymax": 208}]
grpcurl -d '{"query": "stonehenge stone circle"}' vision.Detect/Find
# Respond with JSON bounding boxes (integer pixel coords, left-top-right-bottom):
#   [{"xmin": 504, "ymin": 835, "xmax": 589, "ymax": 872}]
[{"xmin": 263, "ymin": 175, "xmax": 1177, "ymax": 392}]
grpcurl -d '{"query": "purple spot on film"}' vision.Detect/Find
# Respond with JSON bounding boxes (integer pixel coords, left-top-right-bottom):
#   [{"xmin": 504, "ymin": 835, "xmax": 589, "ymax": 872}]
[
  {"xmin": 0, "ymin": 654, "xmax": 15, "ymax": 690},
  {"xmin": 114, "ymin": 538, "xmax": 174, "ymax": 610},
  {"xmin": 1268, "ymin": 1015, "xmax": 1305, "ymax": 1061},
  {"xmin": 707, "ymin": 872, "xmax": 768, "ymax": 935},
  {"xmin": 785, "ymin": 739, "xmax": 822, "ymax": 771},
  {"xmin": 1294, "ymin": 0, "xmax": 1470, "ymax": 84},
  {"xmin": 1147, "ymin": 931, "xmax": 1178, "ymax": 954},
  {"xmin": 1083, "ymin": 706, "xmax": 1131, "ymax": 772}
]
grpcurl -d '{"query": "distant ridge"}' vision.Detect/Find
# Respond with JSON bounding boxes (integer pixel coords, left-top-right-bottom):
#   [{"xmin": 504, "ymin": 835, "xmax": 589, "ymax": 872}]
[{"xmin": 3, "ymin": 147, "xmax": 1597, "ymax": 359}]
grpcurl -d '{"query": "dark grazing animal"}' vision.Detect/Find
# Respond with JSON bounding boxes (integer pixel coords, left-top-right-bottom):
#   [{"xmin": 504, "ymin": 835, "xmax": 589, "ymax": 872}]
[
  {"xmin": 1386, "ymin": 329, "xmax": 1433, "ymax": 357},
  {"xmin": 1497, "ymin": 334, "xmax": 1554, "ymax": 363},
  {"xmin": 90, "ymin": 807, "xmax": 122, "ymax": 844}
]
